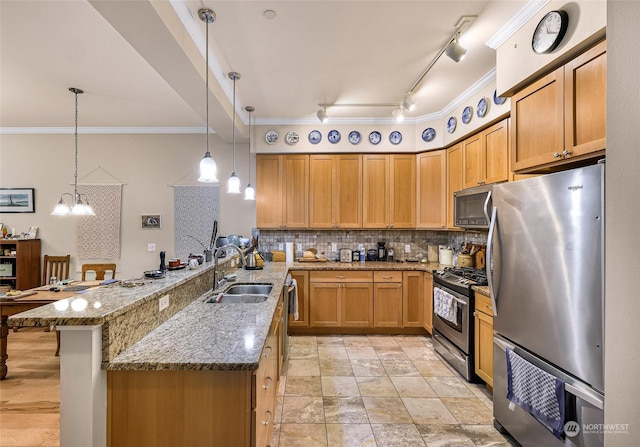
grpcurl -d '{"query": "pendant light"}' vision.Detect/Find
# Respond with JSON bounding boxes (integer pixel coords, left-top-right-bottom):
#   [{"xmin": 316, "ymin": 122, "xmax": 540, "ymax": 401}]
[
  {"xmin": 227, "ymin": 71, "xmax": 241, "ymax": 194},
  {"xmin": 51, "ymin": 87, "xmax": 95, "ymax": 216},
  {"xmin": 197, "ymin": 8, "xmax": 219, "ymax": 183},
  {"xmin": 244, "ymin": 105, "xmax": 255, "ymax": 201}
]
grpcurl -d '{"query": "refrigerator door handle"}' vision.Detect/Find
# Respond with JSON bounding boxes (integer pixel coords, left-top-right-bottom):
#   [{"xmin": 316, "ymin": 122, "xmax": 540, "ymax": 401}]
[
  {"xmin": 483, "ymin": 190, "xmax": 492, "ymax": 224},
  {"xmin": 565, "ymin": 383, "xmax": 604, "ymax": 410},
  {"xmin": 486, "ymin": 206, "xmax": 498, "ymax": 316},
  {"xmin": 493, "ymin": 334, "xmax": 514, "ymax": 352}
]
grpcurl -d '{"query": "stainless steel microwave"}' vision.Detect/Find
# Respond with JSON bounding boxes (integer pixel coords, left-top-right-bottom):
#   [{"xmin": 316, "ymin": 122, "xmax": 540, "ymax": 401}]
[{"xmin": 453, "ymin": 184, "xmax": 492, "ymax": 229}]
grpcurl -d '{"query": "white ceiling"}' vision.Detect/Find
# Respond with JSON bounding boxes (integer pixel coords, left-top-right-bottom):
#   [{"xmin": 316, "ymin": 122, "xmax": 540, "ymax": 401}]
[{"xmin": 0, "ymin": 0, "xmax": 527, "ymax": 142}]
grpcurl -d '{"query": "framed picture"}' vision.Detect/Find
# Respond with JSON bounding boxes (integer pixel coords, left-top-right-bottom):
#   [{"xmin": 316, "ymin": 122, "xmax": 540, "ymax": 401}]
[
  {"xmin": 0, "ymin": 188, "xmax": 35, "ymax": 213},
  {"xmin": 141, "ymin": 214, "xmax": 161, "ymax": 229}
]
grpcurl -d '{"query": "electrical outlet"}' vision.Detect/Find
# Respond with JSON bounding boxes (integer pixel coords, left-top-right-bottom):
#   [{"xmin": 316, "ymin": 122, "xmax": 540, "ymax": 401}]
[
  {"xmin": 148, "ymin": 243, "xmax": 156, "ymax": 252},
  {"xmin": 297, "ymin": 243, "xmax": 303, "ymax": 252},
  {"xmin": 405, "ymin": 244, "xmax": 411, "ymax": 253},
  {"xmin": 331, "ymin": 243, "xmax": 337, "ymax": 252},
  {"xmin": 159, "ymin": 295, "xmax": 169, "ymax": 311},
  {"xmin": 278, "ymin": 243, "xmax": 284, "ymax": 250}
]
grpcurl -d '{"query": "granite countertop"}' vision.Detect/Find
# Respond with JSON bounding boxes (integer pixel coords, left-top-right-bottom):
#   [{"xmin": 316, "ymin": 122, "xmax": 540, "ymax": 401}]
[
  {"xmin": 288, "ymin": 260, "xmax": 443, "ymax": 272},
  {"xmin": 473, "ymin": 285, "xmax": 490, "ymax": 296}
]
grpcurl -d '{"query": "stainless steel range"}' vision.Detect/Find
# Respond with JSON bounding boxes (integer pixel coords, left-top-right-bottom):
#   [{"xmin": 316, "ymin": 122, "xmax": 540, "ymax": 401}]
[{"xmin": 432, "ymin": 267, "xmax": 487, "ymax": 382}]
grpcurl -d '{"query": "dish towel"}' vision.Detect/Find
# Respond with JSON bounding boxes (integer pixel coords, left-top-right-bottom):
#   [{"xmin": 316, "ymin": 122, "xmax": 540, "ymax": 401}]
[
  {"xmin": 286, "ymin": 274, "xmax": 299, "ymax": 321},
  {"xmin": 433, "ymin": 287, "xmax": 458, "ymax": 324},
  {"xmin": 506, "ymin": 347, "xmax": 565, "ymax": 439}
]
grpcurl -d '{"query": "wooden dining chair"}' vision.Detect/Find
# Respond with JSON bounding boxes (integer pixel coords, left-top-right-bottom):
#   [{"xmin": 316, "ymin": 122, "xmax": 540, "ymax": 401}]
[
  {"xmin": 42, "ymin": 254, "xmax": 71, "ymax": 285},
  {"xmin": 81, "ymin": 263, "xmax": 116, "ymax": 281}
]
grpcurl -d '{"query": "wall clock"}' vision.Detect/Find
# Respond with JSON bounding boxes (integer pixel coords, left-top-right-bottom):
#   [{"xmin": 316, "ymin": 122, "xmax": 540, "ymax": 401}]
[{"xmin": 531, "ymin": 10, "xmax": 569, "ymax": 54}]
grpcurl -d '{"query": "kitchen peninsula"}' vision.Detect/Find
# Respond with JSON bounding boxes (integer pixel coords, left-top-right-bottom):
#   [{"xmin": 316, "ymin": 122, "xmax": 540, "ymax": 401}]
[{"xmin": 9, "ymin": 257, "xmax": 441, "ymax": 447}]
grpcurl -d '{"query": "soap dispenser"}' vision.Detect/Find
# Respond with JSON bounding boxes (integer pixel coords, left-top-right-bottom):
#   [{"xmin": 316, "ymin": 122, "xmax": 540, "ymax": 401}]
[{"xmin": 159, "ymin": 251, "xmax": 166, "ymax": 271}]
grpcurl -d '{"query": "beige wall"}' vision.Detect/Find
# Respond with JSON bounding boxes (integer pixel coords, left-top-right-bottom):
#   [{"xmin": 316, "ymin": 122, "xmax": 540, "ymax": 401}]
[
  {"xmin": 606, "ymin": 2, "xmax": 640, "ymax": 444},
  {"xmin": 0, "ymin": 133, "xmax": 255, "ymax": 280}
]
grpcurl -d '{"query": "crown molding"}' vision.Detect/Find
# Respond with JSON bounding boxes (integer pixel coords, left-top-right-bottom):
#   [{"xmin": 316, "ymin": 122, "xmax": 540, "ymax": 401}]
[{"xmin": 486, "ymin": 0, "xmax": 550, "ymax": 50}]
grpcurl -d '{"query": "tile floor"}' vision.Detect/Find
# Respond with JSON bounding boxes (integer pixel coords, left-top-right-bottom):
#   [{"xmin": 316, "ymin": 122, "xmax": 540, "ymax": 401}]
[{"xmin": 270, "ymin": 334, "xmax": 514, "ymax": 447}]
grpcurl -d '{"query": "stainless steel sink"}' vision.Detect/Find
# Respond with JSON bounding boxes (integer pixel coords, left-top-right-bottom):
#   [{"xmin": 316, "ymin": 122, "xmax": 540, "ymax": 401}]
[
  {"xmin": 223, "ymin": 283, "xmax": 273, "ymax": 295},
  {"xmin": 204, "ymin": 283, "xmax": 273, "ymax": 304}
]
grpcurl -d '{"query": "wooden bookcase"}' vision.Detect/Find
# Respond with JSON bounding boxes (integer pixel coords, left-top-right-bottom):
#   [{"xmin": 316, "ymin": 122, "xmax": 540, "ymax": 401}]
[{"xmin": 0, "ymin": 239, "xmax": 41, "ymax": 290}]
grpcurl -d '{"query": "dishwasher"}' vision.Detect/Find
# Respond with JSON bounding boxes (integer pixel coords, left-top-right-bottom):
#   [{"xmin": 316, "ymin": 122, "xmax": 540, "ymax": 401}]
[{"xmin": 283, "ymin": 274, "xmax": 297, "ymax": 369}]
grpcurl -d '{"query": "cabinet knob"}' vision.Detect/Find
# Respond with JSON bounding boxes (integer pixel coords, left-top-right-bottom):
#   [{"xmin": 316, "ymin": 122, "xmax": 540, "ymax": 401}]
[
  {"xmin": 262, "ymin": 410, "xmax": 273, "ymax": 426},
  {"xmin": 382, "ymin": 275, "xmax": 392, "ymax": 279},
  {"xmin": 336, "ymin": 275, "xmax": 347, "ymax": 279},
  {"xmin": 563, "ymin": 150, "xmax": 571, "ymax": 157},
  {"xmin": 553, "ymin": 152, "xmax": 561, "ymax": 158},
  {"xmin": 262, "ymin": 346, "xmax": 272, "ymax": 358},
  {"xmin": 263, "ymin": 376, "xmax": 273, "ymax": 390},
  {"xmin": 473, "ymin": 311, "xmax": 477, "ymax": 317}
]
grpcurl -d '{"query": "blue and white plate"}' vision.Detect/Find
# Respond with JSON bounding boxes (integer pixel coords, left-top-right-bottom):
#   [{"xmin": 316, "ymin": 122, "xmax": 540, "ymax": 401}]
[
  {"xmin": 389, "ymin": 131, "xmax": 402, "ymax": 145},
  {"xmin": 265, "ymin": 130, "xmax": 279, "ymax": 145},
  {"xmin": 477, "ymin": 98, "xmax": 488, "ymax": 118},
  {"xmin": 308, "ymin": 130, "xmax": 322, "ymax": 144},
  {"xmin": 369, "ymin": 131, "xmax": 382, "ymax": 145},
  {"xmin": 447, "ymin": 117, "xmax": 457, "ymax": 134},
  {"xmin": 328, "ymin": 129, "xmax": 341, "ymax": 144},
  {"xmin": 422, "ymin": 128, "xmax": 436, "ymax": 142},
  {"xmin": 493, "ymin": 89, "xmax": 506, "ymax": 105},
  {"xmin": 462, "ymin": 106, "xmax": 472, "ymax": 124},
  {"xmin": 348, "ymin": 130, "xmax": 361, "ymax": 145}
]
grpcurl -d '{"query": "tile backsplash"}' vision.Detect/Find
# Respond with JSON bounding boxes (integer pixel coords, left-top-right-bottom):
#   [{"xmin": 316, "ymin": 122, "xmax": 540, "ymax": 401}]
[{"xmin": 258, "ymin": 229, "xmax": 487, "ymax": 261}]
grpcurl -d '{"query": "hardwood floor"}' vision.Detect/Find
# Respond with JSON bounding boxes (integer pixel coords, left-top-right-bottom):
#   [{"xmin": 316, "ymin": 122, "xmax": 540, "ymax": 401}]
[{"xmin": 0, "ymin": 327, "xmax": 60, "ymax": 447}]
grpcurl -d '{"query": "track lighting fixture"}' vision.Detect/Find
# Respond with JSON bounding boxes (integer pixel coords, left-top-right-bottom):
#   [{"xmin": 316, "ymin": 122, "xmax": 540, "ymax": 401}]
[
  {"xmin": 317, "ymin": 107, "xmax": 328, "ymax": 123},
  {"xmin": 401, "ymin": 95, "xmax": 416, "ymax": 112},
  {"xmin": 227, "ymin": 71, "xmax": 241, "ymax": 194},
  {"xmin": 197, "ymin": 8, "xmax": 219, "ymax": 183},
  {"xmin": 445, "ymin": 33, "xmax": 467, "ymax": 63},
  {"xmin": 392, "ymin": 107, "xmax": 405, "ymax": 123}
]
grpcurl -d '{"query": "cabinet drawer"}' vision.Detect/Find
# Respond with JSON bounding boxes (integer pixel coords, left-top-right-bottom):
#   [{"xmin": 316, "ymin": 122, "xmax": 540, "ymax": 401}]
[
  {"xmin": 373, "ymin": 271, "xmax": 402, "ymax": 283},
  {"xmin": 475, "ymin": 292, "xmax": 494, "ymax": 316},
  {"xmin": 310, "ymin": 270, "xmax": 372, "ymax": 283}
]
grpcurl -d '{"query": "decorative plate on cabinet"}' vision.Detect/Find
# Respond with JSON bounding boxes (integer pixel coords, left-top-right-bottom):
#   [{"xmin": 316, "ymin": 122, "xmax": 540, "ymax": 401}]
[
  {"xmin": 328, "ymin": 129, "xmax": 341, "ymax": 144},
  {"xmin": 348, "ymin": 130, "xmax": 361, "ymax": 145},
  {"xmin": 447, "ymin": 117, "xmax": 457, "ymax": 134},
  {"xmin": 265, "ymin": 130, "xmax": 279, "ymax": 145},
  {"xmin": 369, "ymin": 131, "xmax": 382, "ymax": 145},
  {"xmin": 285, "ymin": 131, "xmax": 299, "ymax": 145},
  {"xmin": 493, "ymin": 90, "xmax": 507, "ymax": 105},
  {"xmin": 422, "ymin": 127, "xmax": 436, "ymax": 142},
  {"xmin": 477, "ymin": 98, "xmax": 488, "ymax": 118},
  {"xmin": 389, "ymin": 131, "xmax": 402, "ymax": 145},
  {"xmin": 308, "ymin": 130, "xmax": 322, "ymax": 144},
  {"xmin": 462, "ymin": 106, "xmax": 473, "ymax": 124}
]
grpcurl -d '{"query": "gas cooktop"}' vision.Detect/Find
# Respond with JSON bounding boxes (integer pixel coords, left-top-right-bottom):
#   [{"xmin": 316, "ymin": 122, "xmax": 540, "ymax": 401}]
[{"xmin": 434, "ymin": 267, "xmax": 488, "ymax": 288}]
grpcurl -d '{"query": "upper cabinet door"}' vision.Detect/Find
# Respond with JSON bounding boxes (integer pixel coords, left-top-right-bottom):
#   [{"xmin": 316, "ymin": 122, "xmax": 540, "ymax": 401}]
[
  {"xmin": 256, "ymin": 154, "xmax": 283, "ymax": 228},
  {"xmin": 363, "ymin": 154, "xmax": 390, "ymax": 228},
  {"xmin": 564, "ymin": 40, "xmax": 606, "ymax": 158},
  {"xmin": 447, "ymin": 143, "xmax": 463, "ymax": 230},
  {"xmin": 463, "ymin": 133, "xmax": 485, "ymax": 189},
  {"xmin": 309, "ymin": 155, "xmax": 335, "ymax": 228},
  {"xmin": 483, "ymin": 119, "xmax": 510, "ymax": 185},
  {"xmin": 283, "ymin": 154, "xmax": 309, "ymax": 228},
  {"xmin": 389, "ymin": 154, "xmax": 416, "ymax": 228},
  {"xmin": 335, "ymin": 154, "xmax": 362, "ymax": 228},
  {"xmin": 416, "ymin": 150, "xmax": 446, "ymax": 229}
]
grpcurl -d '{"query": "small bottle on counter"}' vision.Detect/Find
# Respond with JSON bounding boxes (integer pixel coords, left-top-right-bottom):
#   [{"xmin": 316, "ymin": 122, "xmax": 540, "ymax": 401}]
[{"xmin": 359, "ymin": 251, "xmax": 365, "ymax": 263}]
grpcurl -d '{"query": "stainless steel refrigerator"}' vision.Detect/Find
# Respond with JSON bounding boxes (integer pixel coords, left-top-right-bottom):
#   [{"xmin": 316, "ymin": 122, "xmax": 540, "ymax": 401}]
[{"xmin": 488, "ymin": 163, "xmax": 604, "ymax": 447}]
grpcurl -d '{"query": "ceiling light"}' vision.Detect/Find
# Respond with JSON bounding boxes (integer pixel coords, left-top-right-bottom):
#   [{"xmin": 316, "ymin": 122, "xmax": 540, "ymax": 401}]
[
  {"xmin": 401, "ymin": 95, "xmax": 416, "ymax": 112},
  {"xmin": 52, "ymin": 87, "xmax": 95, "ymax": 216},
  {"xmin": 263, "ymin": 9, "xmax": 277, "ymax": 20},
  {"xmin": 317, "ymin": 107, "xmax": 328, "ymax": 123},
  {"xmin": 227, "ymin": 71, "xmax": 241, "ymax": 194},
  {"xmin": 197, "ymin": 8, "xmax": 219, "ymax": 183},
  {"xmin": 244, "ymin": 105, "xmax": 256, "ymax": 201},
  {"xmin": 392, "ymin": 107, "xmax": 405, "ymax": 123},
  {"xmin": 445, "ymin": 33, "xmax": 467, "ymax": 63}
]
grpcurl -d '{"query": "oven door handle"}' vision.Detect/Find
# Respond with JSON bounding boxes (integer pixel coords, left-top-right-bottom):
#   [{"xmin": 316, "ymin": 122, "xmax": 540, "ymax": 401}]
[
  {"xmin": 486, "ymin": 206, "xmax": 498, "ymax": 316},
  {"xmin": 434, "ymin": 286, "xmax": 467, "ymax": 307}
]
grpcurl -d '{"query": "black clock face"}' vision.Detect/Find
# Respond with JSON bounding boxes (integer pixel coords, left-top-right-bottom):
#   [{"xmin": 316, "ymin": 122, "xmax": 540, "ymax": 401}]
[{"xmin": 532, "ymin": 10, "xmax": 569, "ymax": 54}]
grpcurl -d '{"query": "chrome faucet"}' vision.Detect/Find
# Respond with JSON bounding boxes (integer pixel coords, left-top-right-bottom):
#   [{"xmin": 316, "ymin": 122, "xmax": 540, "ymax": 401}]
[{"xmin": 213, "ymin": 244, "xmax": 246, "ymax": 290}]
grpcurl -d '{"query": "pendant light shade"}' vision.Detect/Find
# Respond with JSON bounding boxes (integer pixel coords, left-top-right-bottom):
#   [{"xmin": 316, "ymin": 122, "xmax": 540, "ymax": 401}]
[
  {"xmin": 244, "ymin": 105, "xmax": 255, "ymax": 201},
  {"xmin": 227, "ymin": 71, "xmax": 241, "ymax": 193},
  {"xmin": 51, "ymin": 87, "xmax": 95, "ymax": 216},
  {"xmin": 197, "ymin": 8, "xmax": 219, "ymax": 183}
]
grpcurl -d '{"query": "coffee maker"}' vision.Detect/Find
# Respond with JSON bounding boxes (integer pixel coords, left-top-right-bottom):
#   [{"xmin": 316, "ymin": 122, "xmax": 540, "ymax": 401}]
[{"xmin": 377, "ymin": 241, "xmax": 387, "ymax": 261}]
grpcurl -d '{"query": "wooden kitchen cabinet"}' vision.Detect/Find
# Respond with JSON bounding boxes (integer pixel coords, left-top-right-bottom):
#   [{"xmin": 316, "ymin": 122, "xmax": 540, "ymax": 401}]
[
  {"xmin": 0, "ymin": 239, "xmax": 41, "ymax": 290},
  {"xmin": 373, "ymin": 271, "xmax": 403, "ymax": 328},
  {"xmin": 402, "ymin": 271, "xmax": 423, "ymax": 327},
  {"xmin": 309, "ymin": 271, "xmax": 373, "ymax": 328},
  {"xmin": 363, "ymin": 154, "xmax": 415, "ymax": 229},
  {"xmin": 463, "ymin": 119, "xmax": 509, "ymax": 188},
  {"xmin": 288, "ymin": 270, "xmax": 309, "ymax": 327},
  {"xmin": 416, "ymin": 150, "xmax": 447, "ymax": 229},
  {"xmin": 256, "ymin": 154, "xmax": 308, "ymax": 228},
  {"xmin": 474, "ymin": 291, "xmax": 494, "ymax": 387},
  {"xmin": 446, "ymin": 143, "xmax": 463, "ymax": 229},
  {"xmin": 423, "ymin": 272, "xmax": 433, "ymax": 334},
  {"xmin": 511, "ymin": 40, "xmax": 606, "ymax": 173},
  {"xmin": 309, "ymin": 154, "xmax": 362, "ymax": 228}
]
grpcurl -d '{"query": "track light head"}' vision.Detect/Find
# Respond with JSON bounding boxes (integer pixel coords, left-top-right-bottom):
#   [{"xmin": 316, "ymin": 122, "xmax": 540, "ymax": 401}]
[
  {"xmin": 317, "ymin": 107, "xmax": 328, "ymax": 123},
  {"xmin": 445, "ymin": 37, "xmax": 467, "ymax": 63},
  {"xmin": 401, "ymin": 95, "xmax": 416, "ymax": 112},
  {"xmin": 392, "ymin": 107, "xmax": 405, "ymax": 123}
]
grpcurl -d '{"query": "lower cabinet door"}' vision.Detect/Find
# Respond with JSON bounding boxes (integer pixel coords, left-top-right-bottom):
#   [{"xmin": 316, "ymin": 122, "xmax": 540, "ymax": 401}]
[
  {"xmin": 341, "ymin": 283, "xmax": 373, "ymax": 327},
  {"xmin": 474, "ymin": 310, "xmax": 494, "ymax": 387},
  {"xmin": 309, "ymin": 283, "xmax": 341, "ymax": 327},
  {"xmin": 373, "ymin": 283, "xmax": 403, "ymax": 327}
]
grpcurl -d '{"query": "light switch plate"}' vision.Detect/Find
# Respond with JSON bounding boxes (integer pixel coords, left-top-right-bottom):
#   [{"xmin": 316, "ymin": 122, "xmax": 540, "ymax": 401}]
[
  {"xmin": 331, "ymin": 243, "xmax": 337, "ymax": 252},
  {"xmin": 297, "ymin": 243, "xmax": 302, "ymax": 252},
  {"xmin": 148, "ymin": 243, "xmax": 156, "ymax": 252},
  {"xmin": 405, "ymin": 244, "xmax": 411, "ymax": 253},
  {"xmin": 278, "ymin": 243, "xmax": 284, "ymax": 250},
  {"xmin": 159, "ymin": 295, "xmax": 169, "ymax": 311}
]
